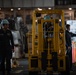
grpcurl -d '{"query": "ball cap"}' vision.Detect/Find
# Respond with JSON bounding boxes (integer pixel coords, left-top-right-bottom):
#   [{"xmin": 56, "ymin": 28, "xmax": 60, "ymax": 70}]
[{"xmin": 1, "ymin": 19, "xmax": 9, "ymax": 25}]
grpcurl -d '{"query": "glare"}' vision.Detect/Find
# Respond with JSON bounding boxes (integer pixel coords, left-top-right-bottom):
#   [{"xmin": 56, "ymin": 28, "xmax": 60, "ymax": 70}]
[
  {"xmin": 48, "ymin": 8, "xmax": 51, "ymax": 10},
  {"xmin": 59, "ymin": 19, "xmax": 61, "ymax": 22},
  {"xmin": 18, "ymin": 8, "xmax": 21, "ymax": 10},
  {"xmin": 11, "ymin": 9, "xmax": 14, "ymax": 11},
  {"xmin": 35, "ymin": 20, "xmax": 37, "ymax": 22},
  {"xmin": 37, "ymin": 8, "xmax": 42, "ymax": 11},
  {"xmin": 69, "ymin": 8, "xmax": 72, "ymax": 10}
]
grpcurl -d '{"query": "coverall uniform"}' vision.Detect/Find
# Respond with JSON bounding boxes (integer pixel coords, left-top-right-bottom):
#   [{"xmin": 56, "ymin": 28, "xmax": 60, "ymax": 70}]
[{"xmin": 0, "ymin": 28, "xmax": 14, "ymax": 75}]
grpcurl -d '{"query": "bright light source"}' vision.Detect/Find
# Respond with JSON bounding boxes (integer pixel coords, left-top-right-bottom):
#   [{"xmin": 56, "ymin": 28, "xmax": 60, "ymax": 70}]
[
  {"xmin": 37, "ymin": 8, "xmax": 42, "ymax": 11},
  {"xmin": 11, "ymin": 9, "xmax": 14, "ymax": 11},
  {"xmin": 69, "ymin": 8, "xmax": 72, "ymax": 10},
  {"xmin": 48, "ymin": 8, "xmax": 51, "ymax": 10},
  {"xmin": 35, "ymin": 20, "xmax": 37, "ymax": 22},
  {"xmin": 18, "ymin": 8, "xmax": 21, "ymax": 10},
  {"xmin": 59, "ymin": 19, "xmax": 61, "ymax": 22}
]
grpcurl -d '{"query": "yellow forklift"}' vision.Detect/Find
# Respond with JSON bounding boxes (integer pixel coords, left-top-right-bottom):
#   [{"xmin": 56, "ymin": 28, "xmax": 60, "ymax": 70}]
[{"xmin": 28, "ymin": 9, "xmax": 70, "ymax": 75}]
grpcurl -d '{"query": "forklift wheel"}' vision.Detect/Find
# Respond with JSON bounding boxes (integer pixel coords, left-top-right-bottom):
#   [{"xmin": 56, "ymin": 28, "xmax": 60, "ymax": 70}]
[
  {"xmin": 60, "ymin": 55, "xmax": 70, "ymax": 75},
  {"xmin": 29, "ymin": 71, "xmax": 38, "ymax": 75}
]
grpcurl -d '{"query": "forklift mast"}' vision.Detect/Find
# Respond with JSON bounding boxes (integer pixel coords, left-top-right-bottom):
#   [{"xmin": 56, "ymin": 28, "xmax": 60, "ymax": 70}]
[{"xmin": 28, "ymin": 9, "xmax": 69, "ymax": 75}]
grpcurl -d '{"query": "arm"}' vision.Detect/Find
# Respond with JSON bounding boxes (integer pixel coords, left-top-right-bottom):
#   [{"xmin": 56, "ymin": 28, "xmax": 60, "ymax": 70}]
[{"xmin": 70, "ymin": 32, "xmax": 76, "ymax": 37}]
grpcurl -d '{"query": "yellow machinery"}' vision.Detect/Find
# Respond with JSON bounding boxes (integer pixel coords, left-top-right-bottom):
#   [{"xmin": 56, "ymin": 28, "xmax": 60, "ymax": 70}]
[{"xmin": 28, "ymin": 9, "xmax": 70, "ymax": 75}]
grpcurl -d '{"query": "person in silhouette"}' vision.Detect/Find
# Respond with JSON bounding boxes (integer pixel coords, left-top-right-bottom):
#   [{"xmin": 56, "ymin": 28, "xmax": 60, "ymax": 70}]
[{"xmin": 0, "ymin": 19, "xmax": 14, "ymax": 75}]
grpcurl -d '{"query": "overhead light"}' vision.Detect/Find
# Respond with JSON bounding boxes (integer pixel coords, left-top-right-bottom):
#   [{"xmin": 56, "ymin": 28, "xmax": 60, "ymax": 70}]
[
  {"xmin": 48, "ymin": 8, "xmax": 51, "ymax": 10},
  {"xmin": 18, "ymin": 8, "xmax": 21, "ymax": 10},
  {"xmin": 69, "ymin": 8, "xmax": 72, "ymax": 10},
  {"xmin": 37, "ymin": 8, "xmax": 42, "ymax": 11},
  {"xmin": 11, "ymin": 9, "xmax": 14, "ymax": 11}
]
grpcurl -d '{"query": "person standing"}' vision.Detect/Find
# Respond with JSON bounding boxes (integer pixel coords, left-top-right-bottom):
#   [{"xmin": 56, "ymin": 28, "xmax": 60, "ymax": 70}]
[
  {"xmin": 65, "ymin": 24, "xmax": 76, "ymax": 71},
  {"xmin": 0, "ymin": 19, "xmax": 14, "ymax": 75}
]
